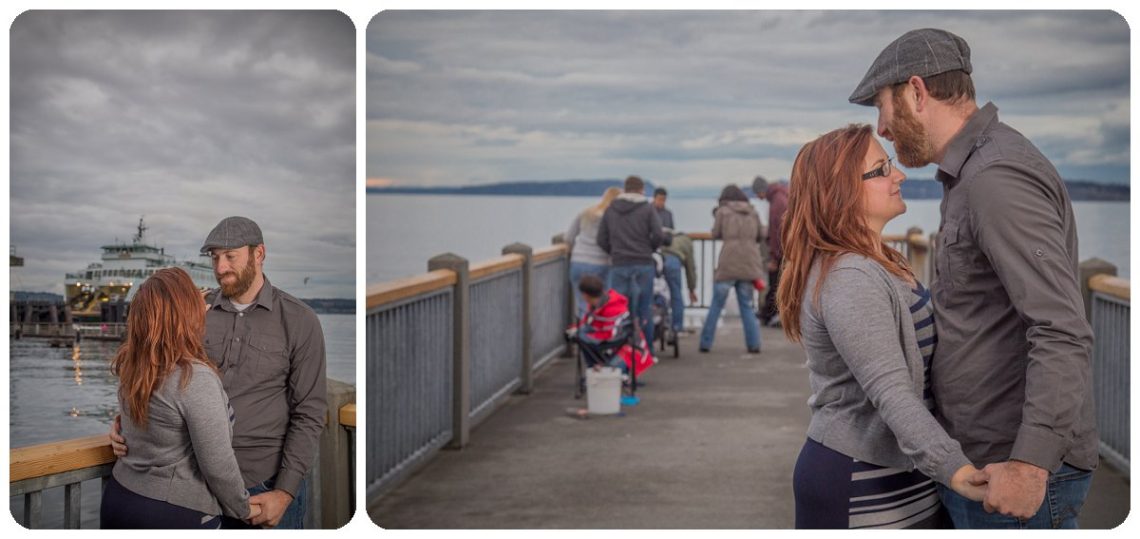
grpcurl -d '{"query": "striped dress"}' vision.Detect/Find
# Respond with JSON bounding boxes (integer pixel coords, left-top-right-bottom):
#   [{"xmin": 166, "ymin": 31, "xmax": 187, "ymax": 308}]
[{"xmin": 793, "ymin": 280, "xmax": 950, "ymax": 529}]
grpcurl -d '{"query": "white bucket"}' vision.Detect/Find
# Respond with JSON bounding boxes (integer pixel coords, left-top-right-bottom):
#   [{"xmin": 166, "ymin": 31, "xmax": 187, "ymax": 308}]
[{"xmin": 586, "ymin": 367, "xmax": 623, "ymax": 415}]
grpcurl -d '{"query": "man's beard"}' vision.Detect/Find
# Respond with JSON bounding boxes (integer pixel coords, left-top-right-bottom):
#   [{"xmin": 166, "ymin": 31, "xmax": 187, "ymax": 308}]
[
  {"xmin": 217, "ymin": 256, "xmax": 257, "ymax": 299},
  {"xmin": 891, "ymin": 90, "xmax": 937, "ymax": 168}
]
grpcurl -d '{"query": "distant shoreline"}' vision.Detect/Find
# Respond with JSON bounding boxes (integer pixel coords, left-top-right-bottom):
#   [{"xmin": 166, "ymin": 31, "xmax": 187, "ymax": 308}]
[{"xmin": 368, "ymin": 178, "xmax": 1129, "ymax": 202}]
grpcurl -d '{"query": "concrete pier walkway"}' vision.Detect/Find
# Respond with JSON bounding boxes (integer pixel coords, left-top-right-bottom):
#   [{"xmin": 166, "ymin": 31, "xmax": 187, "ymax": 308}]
[{"xmin": 369, "ymin": 323, "xmax": 1129, "ymax": 529}]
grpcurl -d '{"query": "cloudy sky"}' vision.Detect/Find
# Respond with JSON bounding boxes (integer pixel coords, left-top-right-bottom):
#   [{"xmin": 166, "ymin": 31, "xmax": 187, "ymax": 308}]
[
  {"xmin": 366, "ymin": 10, "xmax": 1129, "ymax": 190},
  {"xmin": 10, "ymin": 11, "xmax": 355, "ymax": 297}
]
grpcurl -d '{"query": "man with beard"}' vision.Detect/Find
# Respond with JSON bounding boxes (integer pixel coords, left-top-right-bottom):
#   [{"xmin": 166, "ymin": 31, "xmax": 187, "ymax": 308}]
[
  {"xmin": 849, "ymin": 29, "xmax": 1096, "ymax": 528},
  {"xmin": 111, "ymin": 216, "xmax": 327, "ymax": 529}
]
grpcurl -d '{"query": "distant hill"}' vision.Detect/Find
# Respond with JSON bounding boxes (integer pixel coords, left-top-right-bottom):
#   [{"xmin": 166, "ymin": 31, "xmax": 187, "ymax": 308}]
[
  {"xmin": 301, "ymin": 298, "xmax": 355, "ymax": 315},
  {"xmin": 11, "ymin": 291, "xmax": 64, "ymax": 303},
  {"xmin": 370, "ymin": 178, "xmax": 1129, "ymax": 202}
]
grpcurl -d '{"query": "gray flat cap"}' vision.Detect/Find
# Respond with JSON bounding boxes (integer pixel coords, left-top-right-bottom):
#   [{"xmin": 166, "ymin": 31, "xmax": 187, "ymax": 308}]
[
  {"xmin": 751, "ymin": 175, "xmax": 769, "ymax": 196},
  {"xmin": 848, "ymin": 28, "xmax": 972, "ymax": 106},
  {"xmin": 201, "ymin": 216, "xmax": 263, "ymax": 253}
]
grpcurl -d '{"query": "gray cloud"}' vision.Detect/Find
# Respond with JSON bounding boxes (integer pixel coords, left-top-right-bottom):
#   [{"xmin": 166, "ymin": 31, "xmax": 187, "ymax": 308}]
[
  {"xmin": 10, "ymin": 11, "xmax": 355, "ymax": 297},
  {"xmin": 366, "ymin": 10, "xmax": 1129, "ymax": 187}
]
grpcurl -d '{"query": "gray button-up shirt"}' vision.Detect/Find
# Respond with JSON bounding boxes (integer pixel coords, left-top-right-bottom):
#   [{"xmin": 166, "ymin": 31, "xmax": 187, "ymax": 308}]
[
  {"xmin": 205, "ymin": 275, "xmax": 328, "ymax": 497},
  {"xmin": 931, "ymin": 102, "xmax": 1097, "ymax": 472}
]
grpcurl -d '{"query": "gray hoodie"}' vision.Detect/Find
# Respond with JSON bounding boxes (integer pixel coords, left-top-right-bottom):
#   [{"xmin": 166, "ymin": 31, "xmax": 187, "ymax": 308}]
[{"xmin": 596, "ymin": 192, "xmax": 665, "ymax": 266}]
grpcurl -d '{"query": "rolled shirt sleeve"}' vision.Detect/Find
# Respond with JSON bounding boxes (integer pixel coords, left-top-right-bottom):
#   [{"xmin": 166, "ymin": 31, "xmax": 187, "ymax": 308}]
[{"xmin": 969, "ymin": 164, "xmax": 1094, "ymax": 471}]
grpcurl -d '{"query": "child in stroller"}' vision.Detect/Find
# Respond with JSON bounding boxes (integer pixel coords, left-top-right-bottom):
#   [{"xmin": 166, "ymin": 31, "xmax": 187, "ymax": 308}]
[
  {"xmin": 565, "ymin": 274, "xmax": 656, "ymax": 402},
  {"xmin": 651, "ymin": 253, "xmax": 680, "ymax": 358}
]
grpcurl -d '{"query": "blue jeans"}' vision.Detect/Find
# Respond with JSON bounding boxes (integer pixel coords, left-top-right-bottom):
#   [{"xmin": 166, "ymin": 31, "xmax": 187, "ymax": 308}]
[
  {"xmin": 221, "ymin": 474, "xmax": 308, "ymax": 529},
  {"xmin": 662, "ymin": 254, "xmax": 685, "ymax": 332},
  {"xmin": 937, "ymin": 464, "xmax": 1093, "ymax": 529},
  {"xmin": 699, "ymin": 280, "xmax": 761, "ymax": 351},
  {"xmin": 569, "ymin": 261, "xmax": 610, "ymax": 319},
  {"xmin": 610, "ymin": 264, "xmax": 655, "ymax": 347}
]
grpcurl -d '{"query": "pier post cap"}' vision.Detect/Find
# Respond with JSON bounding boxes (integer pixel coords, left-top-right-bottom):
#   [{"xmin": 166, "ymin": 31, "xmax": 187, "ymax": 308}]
[
  {"xmin": 427, "ymin": 252, "xmax": 469, "ymax": 273},
  {"xmin": 1078, "ymin": 257, "xmax": 1117, "ymax": 274},
  {"xmin": 502, "ymin": 243, "xmax": 533, "ymax": 257}
]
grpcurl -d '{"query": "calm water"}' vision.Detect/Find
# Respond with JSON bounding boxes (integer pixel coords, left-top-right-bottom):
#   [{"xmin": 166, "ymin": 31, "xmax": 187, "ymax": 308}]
[
  {"xmin": 8, "ymin": 313, "xmax": 355, "ymax": 528},
  {"xmin": 367, "ymin": 193, "xmax": 1130, "ymax": 283}
]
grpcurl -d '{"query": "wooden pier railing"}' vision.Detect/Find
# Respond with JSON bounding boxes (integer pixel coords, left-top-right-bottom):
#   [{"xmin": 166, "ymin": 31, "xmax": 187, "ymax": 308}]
[
  {"xmin": 365, "ymin": 242, "xmax": 571, "ymax": 507},
  {"xmin": 9, "ymin": 382, "xmax": 356, "ymax": 529}
]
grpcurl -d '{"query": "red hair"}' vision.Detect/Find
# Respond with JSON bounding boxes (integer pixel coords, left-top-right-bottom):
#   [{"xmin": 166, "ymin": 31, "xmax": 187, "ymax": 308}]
[
  {"xmin": 777, "ymin": 124, "xmax": 913, "ymax": 342},
  {"xmin": 111, "ymin": 267, "xmax": 215, "ymax": 427}
]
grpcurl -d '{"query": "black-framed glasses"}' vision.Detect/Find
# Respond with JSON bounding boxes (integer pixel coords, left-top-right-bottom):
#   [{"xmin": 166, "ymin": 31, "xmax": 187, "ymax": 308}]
[{"xmin": 862, "ymin": 157, "xmax": 894, "ymax": 180}]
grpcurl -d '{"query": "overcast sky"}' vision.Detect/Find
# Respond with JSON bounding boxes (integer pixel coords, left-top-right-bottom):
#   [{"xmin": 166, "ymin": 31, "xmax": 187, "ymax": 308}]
[
  {"xmin": 366, "ymin": 10, "xmax": 1129, "ymax": 190},
  {"xmin": 10, "ymin": 11, "xmax": 355, "ymax": 298}
]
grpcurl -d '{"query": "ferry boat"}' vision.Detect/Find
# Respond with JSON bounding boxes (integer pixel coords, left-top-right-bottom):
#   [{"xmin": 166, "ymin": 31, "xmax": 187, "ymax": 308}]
[{"xmin": 64, "ymin": 218, "xmax": 215, "ymax": 320}]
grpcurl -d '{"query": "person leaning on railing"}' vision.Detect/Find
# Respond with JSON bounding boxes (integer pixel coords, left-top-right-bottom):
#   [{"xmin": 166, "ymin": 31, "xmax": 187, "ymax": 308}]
[{"xmin": 101, "ymin": 268, "xmax": 260, "ymax": 529}]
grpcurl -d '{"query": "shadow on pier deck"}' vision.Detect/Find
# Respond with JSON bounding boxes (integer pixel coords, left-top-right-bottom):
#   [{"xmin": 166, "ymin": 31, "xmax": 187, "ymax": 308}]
[{"xmin": 369, "ymin": 324, "xmax": 1129, "ymax": 529}]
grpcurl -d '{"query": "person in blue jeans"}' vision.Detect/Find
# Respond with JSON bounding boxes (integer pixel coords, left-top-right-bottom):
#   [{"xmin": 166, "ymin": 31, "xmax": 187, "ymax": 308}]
[
  {"xmin": 850, "ymin": 29, "xmax": 1098, "ymax": 527},
  {"xmin": 597, "ymin": 175, "xmax": 665, "ymax": 347},
  {"xmin": 566, "ymin": 187, "xmax": 620, "ymax": 318},
  {"xmin": 661, "ymin": 232, "xmax": 698, "ymax": 334},
  {"xmin": 699, "ymin": 185, "xmax": 764, "ymax": 353}
]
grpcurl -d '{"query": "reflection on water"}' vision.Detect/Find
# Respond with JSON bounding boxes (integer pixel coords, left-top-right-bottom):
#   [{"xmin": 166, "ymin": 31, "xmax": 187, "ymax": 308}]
[{"xmin": 8, "ymin": 313, "xmax": 355, "ymax": 528}]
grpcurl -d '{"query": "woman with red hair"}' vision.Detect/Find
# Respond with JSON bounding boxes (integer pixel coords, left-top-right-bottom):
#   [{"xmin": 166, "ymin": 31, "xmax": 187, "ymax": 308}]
[
  {"xmin": 100, "ymin": 268, "xmax": 259, "ymax": 528},
  {"xmin": 778, "ymin": 124, "xmax": 984, "ymax": 528}
]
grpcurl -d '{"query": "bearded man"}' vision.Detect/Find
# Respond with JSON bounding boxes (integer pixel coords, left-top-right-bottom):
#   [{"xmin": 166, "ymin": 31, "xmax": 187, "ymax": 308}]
[
  {"xmin": 111, "ymin": 216, "xmax": 327, "ymax": 529},
  {"xmin": 849, "ymin": 28, "xmax": 1096, "ymax": 529}
]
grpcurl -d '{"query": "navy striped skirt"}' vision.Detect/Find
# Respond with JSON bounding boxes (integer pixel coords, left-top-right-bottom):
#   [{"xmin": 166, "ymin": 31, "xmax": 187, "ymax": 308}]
[{"xmin": 793, "ymin": 438, "xmax": 950, "ymax": 529}]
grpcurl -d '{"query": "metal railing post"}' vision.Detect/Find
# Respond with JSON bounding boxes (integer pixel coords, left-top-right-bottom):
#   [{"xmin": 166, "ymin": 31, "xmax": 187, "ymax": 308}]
[
  {"xmin": 429, "ymin": 253, "xmax": 471, "ymax": 449},
  {"xmin": 503, "ymin": 243, "xmax": 534, "ymax": 394},
  {"xmin": 553, "ymin": 235, "xmax": 576, "ymax": 358}
]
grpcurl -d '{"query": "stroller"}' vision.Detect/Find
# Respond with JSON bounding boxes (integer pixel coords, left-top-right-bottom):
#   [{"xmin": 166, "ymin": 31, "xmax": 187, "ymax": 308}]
[
  {"xmin": 651, "ymin": 253, "xmax": 680, "ymax": 358},
  {"xmin": 566, "ymin": 293, "xmax": 656, "ymax": 402}
]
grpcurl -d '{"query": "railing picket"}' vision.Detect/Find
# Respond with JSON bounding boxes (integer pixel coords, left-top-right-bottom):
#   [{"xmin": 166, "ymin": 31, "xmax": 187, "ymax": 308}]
[
  {"xmin": 24, "ymin": 491, "xmax": 42, "ymax": 529},
  {"xmin": 64, "ymin": 482, "xmax": 81, "ymax": 529}
]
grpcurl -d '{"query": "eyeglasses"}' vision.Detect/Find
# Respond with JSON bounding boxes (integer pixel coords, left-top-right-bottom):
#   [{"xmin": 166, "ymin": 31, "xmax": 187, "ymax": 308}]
[{"xmin": 862, "ymin": 157, "xmax": 894, "ymax": 180}]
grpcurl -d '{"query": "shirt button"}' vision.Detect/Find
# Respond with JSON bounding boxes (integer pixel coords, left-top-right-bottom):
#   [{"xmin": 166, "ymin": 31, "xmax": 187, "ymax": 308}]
[
  {"xmin": 234, "ymin": 337, "xmax": 240, "ymax": 343},
  {"xmin": 238, "ymin": 312, "xmax": 244, "ymax": 317}
]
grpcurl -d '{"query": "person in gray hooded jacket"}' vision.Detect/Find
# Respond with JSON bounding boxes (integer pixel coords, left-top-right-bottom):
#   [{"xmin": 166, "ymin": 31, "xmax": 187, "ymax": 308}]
[{"xmin": 597, "ymin": 175, "xmax": 665, "ymax": 347}]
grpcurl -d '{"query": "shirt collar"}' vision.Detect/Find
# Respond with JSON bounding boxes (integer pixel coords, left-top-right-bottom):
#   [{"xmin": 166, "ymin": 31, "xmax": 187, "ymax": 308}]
[
  {"xmin": 937, "ymin": 101, "xmax": 999, "ymax": 182},
  {"xmin": 209, "ymin": 274, "xmax": 275, "ymax": 312}
]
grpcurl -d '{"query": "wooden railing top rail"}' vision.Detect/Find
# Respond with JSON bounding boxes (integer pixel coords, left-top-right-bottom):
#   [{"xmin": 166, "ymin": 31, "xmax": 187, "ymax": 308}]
[
  {"xmin": 470, "ymin": 253, "xmax": 525, "ymax": 281},
  {"xmin": 533, "ymin": 244, "xmax": 569, "ymax": 264},
  {"xmin": 11, "ymin": 403, "xmax": 359, "ymax": 484},
  {"xmin": 339, "ymin": 403, "xmax": 356, "ymax": 428},
  {"xmin": 1090, "ymin": 274, "xmax": 1130, "ymax": 301},
  {"xmin": 366, "ymin": 270, "xmax": 458, "ymax": 310},
  {"xmin": 10, "ymin": 435, "xmax": 114, "ymax": 484},
  {"xmin": 688, "ymin": 232, "xmax": 713, "ymax": 241}
]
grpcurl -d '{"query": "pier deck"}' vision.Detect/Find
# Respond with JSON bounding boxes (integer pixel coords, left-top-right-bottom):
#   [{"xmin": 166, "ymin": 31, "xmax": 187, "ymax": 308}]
[{"xmin": 369, "ymin": 323, "xmax": 1129, "ymax": 529}]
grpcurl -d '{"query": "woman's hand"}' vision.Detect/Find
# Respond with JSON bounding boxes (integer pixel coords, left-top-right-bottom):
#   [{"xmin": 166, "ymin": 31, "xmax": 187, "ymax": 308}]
[
  {"xmin": 950, "ymin": 464, "xmax": 987, "ymax": 502},
  {"xmin": 247, "ymin": 502, "xmax": 263, "ymax": 520}
]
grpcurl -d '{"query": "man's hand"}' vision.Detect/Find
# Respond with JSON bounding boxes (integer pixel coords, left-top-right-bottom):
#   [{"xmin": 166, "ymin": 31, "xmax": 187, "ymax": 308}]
[
  {"xmin": 767, "ymin": 260, "xmax": 778, "ymax": 272},
  {"xmin": 688, "ymin": 290, "xmax": 698, "ymax": 305},
  {"xmin": 972, "ymin": 461, "xmax": 1048, "ymax": 519},
  {"xmin": 108, "ymin": 415, "xmax": 128, "ymax": 457},
  {"xmin": 247, "ymin": 489, "xmax": 294, "ymax": 528}
]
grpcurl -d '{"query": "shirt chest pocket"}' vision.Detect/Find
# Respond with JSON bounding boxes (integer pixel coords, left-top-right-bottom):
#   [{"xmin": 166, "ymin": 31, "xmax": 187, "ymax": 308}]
[
  {"xmin": 243, "ymin": 333, "xmax": 290, "ymax": 382},
  {"xmin": 936, "ymin": 222, "xmax": 976, "ymax": 288}
]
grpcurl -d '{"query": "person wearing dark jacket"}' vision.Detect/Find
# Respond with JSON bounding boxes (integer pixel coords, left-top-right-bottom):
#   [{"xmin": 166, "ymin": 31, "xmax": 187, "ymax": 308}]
[
  {"xmin": 597, "ymin": 175, "xmax": 665, "ymax": 347},
  {"xmin": 652, "ymin": 187, "xmax": 675, "ymax": 230},
  {"xmin": 752, "ymin": 175, "xmax": 789, "ymax": 326}
]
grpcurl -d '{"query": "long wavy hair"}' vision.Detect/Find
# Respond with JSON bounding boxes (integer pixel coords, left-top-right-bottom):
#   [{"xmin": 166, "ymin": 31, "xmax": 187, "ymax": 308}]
[
  {"xmin": 587, "ymin": 186, "xmax": 622, "ymax": 219},
  {"xmin": 111, "ymin": 267, "xmax": 215, "ymax": 427},
  {"xmin": 777, "ymin": 124, "xmax": 912, "ymax": 342}
]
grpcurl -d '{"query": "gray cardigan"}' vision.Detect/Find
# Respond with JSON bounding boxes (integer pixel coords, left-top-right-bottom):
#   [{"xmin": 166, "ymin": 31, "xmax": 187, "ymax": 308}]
[
  {"xmin": 800, "ymin": 254, "xmax": 972, "ymax": 486},
  {"xmin": 113, "ymin": 362, "xmax": 250, "ymax": 518}
]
